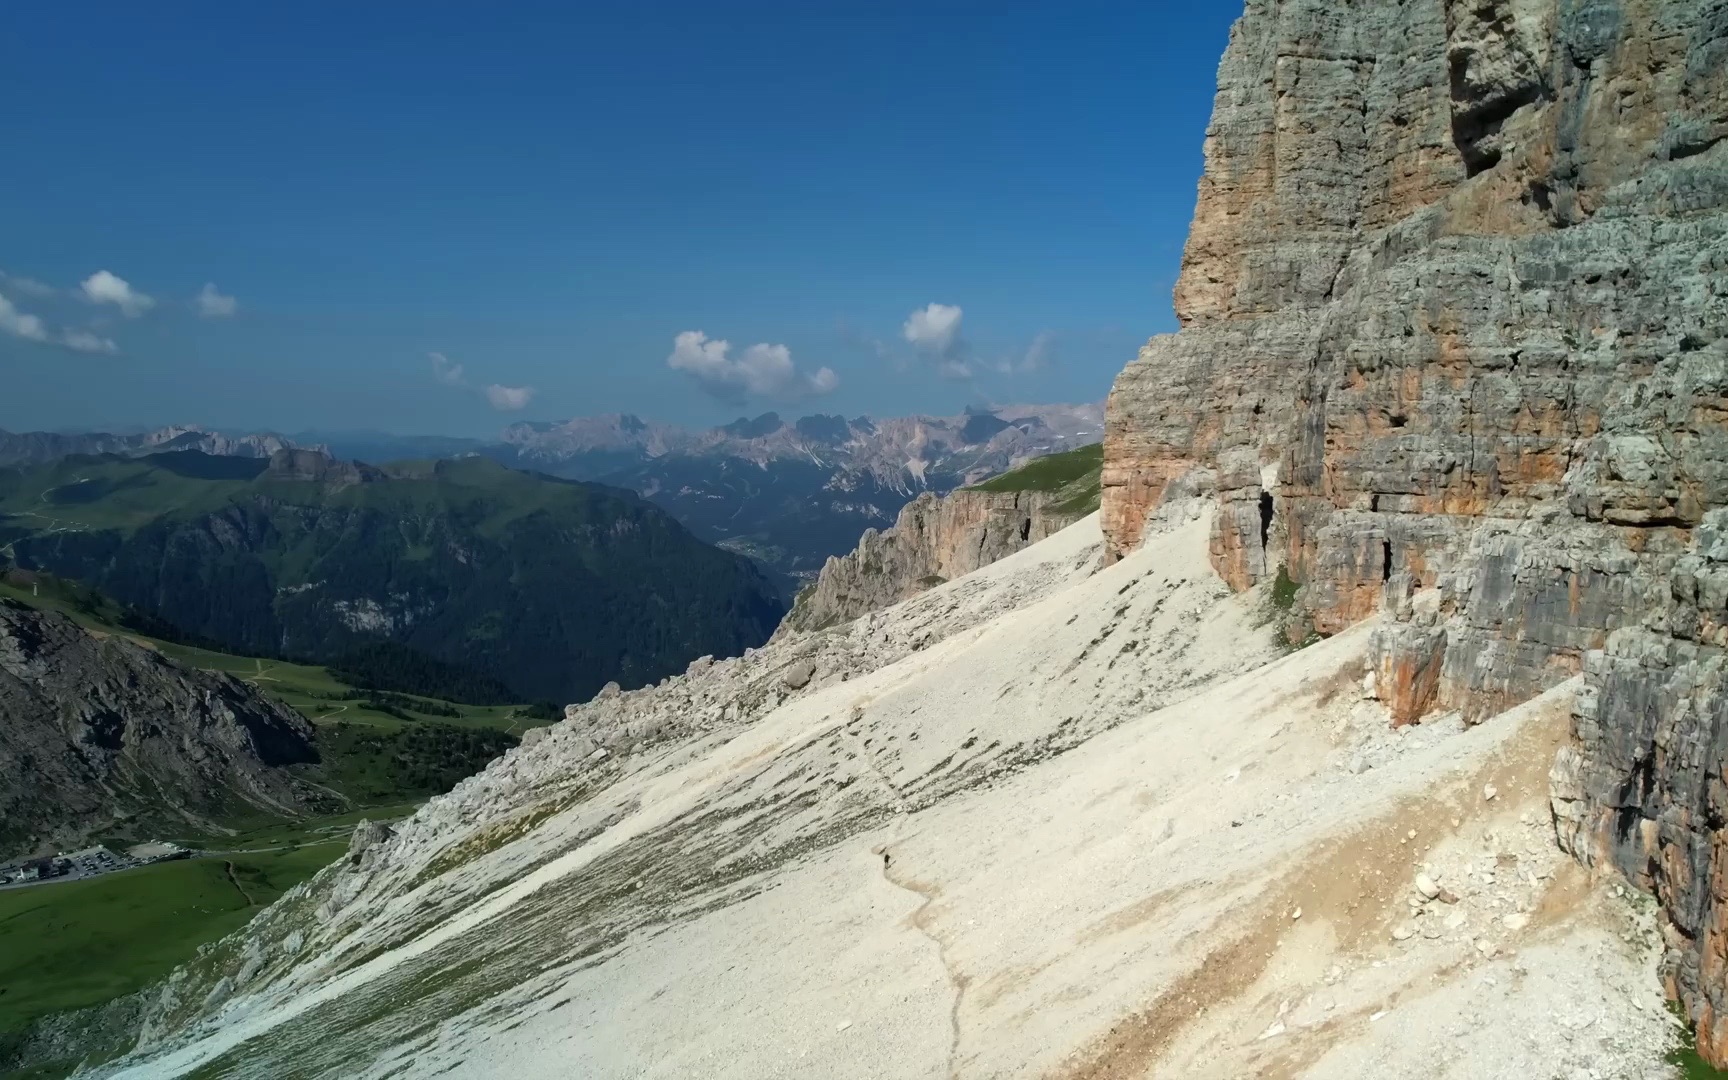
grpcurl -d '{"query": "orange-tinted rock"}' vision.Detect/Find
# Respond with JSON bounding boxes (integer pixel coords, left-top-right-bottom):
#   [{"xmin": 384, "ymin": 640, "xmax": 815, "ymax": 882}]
[{"xmin": 1102, "ymin": 0, "xmax": 1728, "ymax": 1058}]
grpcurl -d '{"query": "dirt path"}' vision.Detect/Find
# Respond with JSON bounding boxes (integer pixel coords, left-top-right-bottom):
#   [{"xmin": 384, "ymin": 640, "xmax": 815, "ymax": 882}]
[
  {"xmin": 878, "ymin": 848, "xmax": 969, "ymax": 1080},
  {"xmin": 210, "ymin": 838, "xmax": 348, "ymax": 857},
  {"xmin": 222, "ymin": 861, "xmax": 257, "ymax": 907}
]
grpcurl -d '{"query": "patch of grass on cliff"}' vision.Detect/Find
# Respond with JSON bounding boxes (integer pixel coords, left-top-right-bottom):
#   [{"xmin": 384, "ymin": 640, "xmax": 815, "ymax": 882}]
[
  {"xmin": 966, "ymin": 443, "xmax": 1103, "ymax": 494},
  {"xmin": 1668, "ymin": 1002, "xmax": 1728, "ymax": 1079},
  {"xmin": 1270, "ymin": 565, "xmax": 1300, "ymax": 610},
  {"xmin": 1051, "ymin": 472, "xmax": 1103, "ymax": 517},
  {"xmin": 148, "ymin": 644, "xmax": 531, "ymax": 735},
  {"xmin": 0, "ymin": 846, "xmax": 340, "ymax": 1040}
]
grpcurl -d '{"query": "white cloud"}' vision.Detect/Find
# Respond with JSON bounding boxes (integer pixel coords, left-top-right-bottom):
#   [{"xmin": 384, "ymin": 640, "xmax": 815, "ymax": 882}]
[
  {"xmin": 61, "ymin": 329, "xmax": 119, "ymax": 355},
  {"xmin": 1021, "ymin": 330, "xmax": 1055, "ymax": 371},
  {"xmin": 80, "ymin": 270, "xmax": 155, "ymax": 317},
  {"xmin": 666, "ymin": 330, "xmax": 839, "ymax": 404},
  {"xmin": 428, "ymin": 351, "xmax": 532, "ymax": 410},
  {"xmin": 0, "ymin": 292, "xmax": 50, "ymax": 344},
  {"xmin": 195, "ymin": 282, "xmax": 238, "ymax": 318},
  {"xmin": 900, "ymin": 302, "xmax": 972, "ymax": 379},
  {"xmin": 429, "ymin": 351, "xmax": 467, "ymax": 386},
  {"xmin": 902, "ymin": 303, "xmax": 964, "ymax": 355},
  {"xmin": 0, "ymin": 272, "xmax": 55, "ymax": 298},
  {"xmin": 992, "ymin": 330, "xmax": 1056, "ymax": 375},
  {"xmin": 484, "ymin": 384, "xmax": 536, "ymax": 411},
  {"xmin": 0, "ymin": 291, "xmax": 120, "ymax": 354}
]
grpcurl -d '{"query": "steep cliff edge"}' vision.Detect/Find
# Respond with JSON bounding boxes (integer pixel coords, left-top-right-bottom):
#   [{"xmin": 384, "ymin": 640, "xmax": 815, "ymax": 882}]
[
  {"xmin": 1101, "ymin": 0, "xmax": 1728, "ymax": 1056},
  {"xmin": 783, "ymin": 445, "xmax": 1101, "ymax": 632}
]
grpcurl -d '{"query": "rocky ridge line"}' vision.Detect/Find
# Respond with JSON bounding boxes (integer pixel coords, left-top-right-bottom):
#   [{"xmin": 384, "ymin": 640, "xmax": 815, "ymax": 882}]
[
  {"xmin": 0, "ymin": 425, "xmax": 320, "ymax": 468},
  {"xmin": 781, "ymin": 488, "xmax": 1093, "ymax": 633}
]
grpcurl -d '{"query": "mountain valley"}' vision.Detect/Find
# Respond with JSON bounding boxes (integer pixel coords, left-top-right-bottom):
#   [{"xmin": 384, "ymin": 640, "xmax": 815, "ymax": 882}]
[
  {"xmin": 0, "ymin": 449, "xmax": 785, "ymax": 706},
  {"xmin": 4, "ymin": 0, "xmax": 1727, "ymax": 1076}
]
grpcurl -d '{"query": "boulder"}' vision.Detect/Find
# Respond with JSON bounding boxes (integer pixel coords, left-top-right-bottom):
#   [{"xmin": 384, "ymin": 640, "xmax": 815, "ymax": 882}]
[{"xmin": 782, "ymin": 660, "xmax": 817, "ymax": 690}]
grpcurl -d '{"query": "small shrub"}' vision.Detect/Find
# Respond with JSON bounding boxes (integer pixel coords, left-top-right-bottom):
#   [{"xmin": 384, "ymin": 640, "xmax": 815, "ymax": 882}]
[{"xmin": 1270, "ymin": 565, "xmax": 1300, "ymax": 611}]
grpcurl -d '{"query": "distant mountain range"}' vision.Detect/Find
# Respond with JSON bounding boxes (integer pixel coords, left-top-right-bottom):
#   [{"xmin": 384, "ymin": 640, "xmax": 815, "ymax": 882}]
[
  {"xmin": 0, "ymin": 425, "xmax": 320, "ymax": 467},
  {"xmin": 496, "ymin": 404, "xmax": 1102, "ymax": 488},
  {"xmin": 488, "ymin": 404, "xmax": 1104, "ymax": 583},
  {"xmin": 1, "ymin": 404, "xmax": 1104, "ymax": 588},
  {"xmin": 0, "ymin": 450, "xmax": 785, "ymax": 706}
]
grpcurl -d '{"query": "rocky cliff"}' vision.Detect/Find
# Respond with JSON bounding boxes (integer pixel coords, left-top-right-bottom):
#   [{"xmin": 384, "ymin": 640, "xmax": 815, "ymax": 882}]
[
  {"xmin": 781, "ymin": 487, "xmax": 1091, "ymax": 632},
  {"xmin": 0, "ymin": 600, "xmax": 324, "ymax": 858},
  {"xmin": 1101, "ymin": 0, "xmax": 1728, "ymax": 1057}
]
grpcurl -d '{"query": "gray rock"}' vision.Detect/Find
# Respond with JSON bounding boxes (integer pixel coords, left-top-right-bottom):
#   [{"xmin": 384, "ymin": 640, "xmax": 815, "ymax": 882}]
[
  {"xmin": 0, "ymin": 599, "xmax": 322, "ymax": 860},
  {"xmin": 1095, "ymin": 0, "xmax": 1728, "ymax": 1055},
  {"xmin": 782, "ymin": 660, "xmax": 817, "ymax": 690}
]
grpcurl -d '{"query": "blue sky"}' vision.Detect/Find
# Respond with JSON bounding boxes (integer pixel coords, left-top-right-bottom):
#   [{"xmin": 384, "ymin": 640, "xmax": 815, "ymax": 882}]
[{"xmin": 1, "ymin": 2, "xmax": 1238, "ymax": 437}]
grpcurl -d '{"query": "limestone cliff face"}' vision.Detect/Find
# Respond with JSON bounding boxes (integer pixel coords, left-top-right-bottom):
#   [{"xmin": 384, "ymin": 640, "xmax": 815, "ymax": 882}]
[
  {"xmin": 1101, "ymin": 0, "xmax": 1728, "ymax": 1057},
  {"xmin": 782, "ymin": 489, "xmax": 1087, "ymax": 632}
]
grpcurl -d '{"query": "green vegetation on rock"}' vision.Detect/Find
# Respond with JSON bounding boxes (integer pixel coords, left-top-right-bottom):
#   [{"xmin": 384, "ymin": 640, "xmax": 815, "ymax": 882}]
[
  {"xmin": 1271, "ymin": 565, "xmax": 1300, "ymax": 610},
  {"xmin": 316, "ymin": 723, "xmax": 521, "ymax": 802},
  {"xmin": 1669, "ymin": 1003, "xmax": 1728, "ymax": 1079},
  {"xmin": 965, "ymin": 443, "xmax": 1103, "ymax": 495}
]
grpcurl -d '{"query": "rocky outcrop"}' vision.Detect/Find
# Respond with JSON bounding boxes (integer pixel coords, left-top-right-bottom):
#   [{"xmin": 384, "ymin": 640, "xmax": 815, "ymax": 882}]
[
  {"xmin": 1100, "ymin": 0, "xmax": 1728, "ymax": 1056},
  {"xmin": 781, "ymin": 488, "xmax": 1090, "ymax": 632},
  {"xmin": 262, "ymin": 447, "xmax": 382, "ymax": 486},
  {"xmin": 1551, "ymin": 510, "xmax": 1728, "ymax": 1058},
  {"xmin": 0, "ymin": 600, "xmax": 324, "ymax": 858}
]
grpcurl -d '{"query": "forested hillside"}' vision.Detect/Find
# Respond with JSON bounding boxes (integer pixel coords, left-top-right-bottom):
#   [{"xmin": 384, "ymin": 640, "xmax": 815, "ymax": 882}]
[{"xmin": 0, "ymin": 450, "xmax": 785, "ymax": 705}]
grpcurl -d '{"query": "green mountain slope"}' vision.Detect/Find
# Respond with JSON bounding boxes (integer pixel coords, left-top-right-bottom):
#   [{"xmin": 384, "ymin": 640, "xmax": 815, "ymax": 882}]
[
  {"xmin": 0, "ymin": 569, "xmax": 544, "ymax": 820},
  {"xmin": 965, "ymin": 442, "xmax": 1103, "ymax": 515},
  {"xmin": 0, "ymin": 572, "xmax": 548, "ymax": 1068},
  {"xmin": 0, "ymin": 450, "xmax": 786, "ymax": 705}
]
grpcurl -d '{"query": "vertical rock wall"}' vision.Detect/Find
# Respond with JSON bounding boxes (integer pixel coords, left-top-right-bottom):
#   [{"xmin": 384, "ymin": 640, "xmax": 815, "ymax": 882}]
[{"xmin": 1102, "ymin": 0, "xmax": 1728, "ymax": 1055}]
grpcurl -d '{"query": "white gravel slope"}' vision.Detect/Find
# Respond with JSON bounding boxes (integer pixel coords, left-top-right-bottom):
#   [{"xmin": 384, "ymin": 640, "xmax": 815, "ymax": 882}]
[{"xmin": 97, "ymin": 511, "xmax": 1677, "ymax": 1079}]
